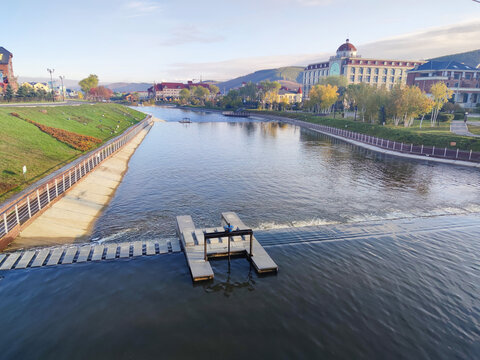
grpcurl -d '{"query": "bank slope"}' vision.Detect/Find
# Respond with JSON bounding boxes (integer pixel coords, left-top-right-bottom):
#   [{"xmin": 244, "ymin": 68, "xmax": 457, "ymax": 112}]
[{"xmin": 0, "ymin": 103, "xmax": 145, "ymax": 202}]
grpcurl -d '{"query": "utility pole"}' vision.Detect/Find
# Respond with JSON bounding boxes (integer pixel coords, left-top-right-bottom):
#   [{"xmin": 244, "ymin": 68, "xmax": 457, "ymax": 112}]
[
  {"xmin": 59, "ymin": 75, "xmax": 65, "ymax": 102},
  {"xmin": 47, "ymin": 68, "xmax": 55, "ymax": 102}
]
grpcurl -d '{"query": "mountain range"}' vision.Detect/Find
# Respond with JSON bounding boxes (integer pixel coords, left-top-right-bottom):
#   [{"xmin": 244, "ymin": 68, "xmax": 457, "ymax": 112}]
[{"xmin": 17, "ymin": 49, "xmax": 480, "ymax": 94}]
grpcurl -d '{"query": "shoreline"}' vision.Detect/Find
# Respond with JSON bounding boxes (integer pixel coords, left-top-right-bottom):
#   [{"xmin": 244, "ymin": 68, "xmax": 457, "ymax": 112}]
[{"xmin": 6, "ymin": 122, "xmax": 155, "ymax": 251}]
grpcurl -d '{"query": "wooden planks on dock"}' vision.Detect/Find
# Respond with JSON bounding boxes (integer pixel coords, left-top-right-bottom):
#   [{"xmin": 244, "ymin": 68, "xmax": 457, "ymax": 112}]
[{"xmin": 0, "ymin": 236, "xmax": 182, "ymax": 272}]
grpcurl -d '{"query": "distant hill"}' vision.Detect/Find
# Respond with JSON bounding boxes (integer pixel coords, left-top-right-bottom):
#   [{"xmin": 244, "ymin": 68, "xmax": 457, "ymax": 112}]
[
  {"xmin": 218, "ymin": 66, "xmax": 304, "ymax": 92},
  {"xmin": 105, "ymin": 82, "xmax": 152, "ymax": 93},
  {"xmin": 430, "ymin": 49, "xmax": 480, "ymax": 68}
]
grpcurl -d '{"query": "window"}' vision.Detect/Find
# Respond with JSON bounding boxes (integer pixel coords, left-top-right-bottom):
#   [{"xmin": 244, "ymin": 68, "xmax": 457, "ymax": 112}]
[
  {"xmin": 383, "ymin": 69, "xmax": 388, "ymax": 75},
  {"xmin": 351, "ymin": 67, "xmax": 356, "ymax": 74},
  {"xmin": 366, "ymin": 76, "xmax": 371, "ymax": 82},
  {"xmin": 390, "ymin": 76, "xmax": 395, "ymax": 83},
  {"xmin": 374, "ymin": 68, "xmax": 379, "ymax": 75},
  {"xmin": 454, "ymin": 74, "xmax": 460, "ymax": 79},
  {"xmin": 382, "ymin": 76, "xmax": 387, "ymax": 83},
  {"xmin": 350, "ymin": 75, "xmax": 355, "ymax": 82},
  {"xmin": 466, "ymin": 74, "xmax": 471, "ymax": 80},
  {"xmin": 399, "ymin": 69, "xmax": 403, "ymax": 76},
  {"xmin": 359, "ymin": 67, "xmax": 364, "ymax": 74},
  {"xmin": 367, "ymin": 68, "xmax": 371, "ymax": 75},
  {"xmin": 358, "ymin": 75, "xmax": 363, "ymax": 82},
  {"xmin": 390, "ymin": 69, "xmax": 395, "ymax": 75},
  {"xmin": 374, "ymin": 76, "xmax": 378, "ymax": 82}
]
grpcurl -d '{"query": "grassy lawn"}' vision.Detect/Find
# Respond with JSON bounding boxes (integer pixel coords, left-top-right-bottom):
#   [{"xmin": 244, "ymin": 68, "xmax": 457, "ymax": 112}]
[
  {"xmin": 251, "ymin": 110, "xmax": 480, "ymax": 152},
  {"xmin": 0, "ymin": 103, "xmax": 145, "ymax": 203},
  {"xmin": 467, "ymin": 125, "xmax": 480, "ymax": 135}
]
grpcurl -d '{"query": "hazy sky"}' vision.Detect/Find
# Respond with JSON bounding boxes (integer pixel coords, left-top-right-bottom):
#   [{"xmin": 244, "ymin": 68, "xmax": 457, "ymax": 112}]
[{"xmin": 5, "ymin": 0, "xmax": 480, "ymax": 83}]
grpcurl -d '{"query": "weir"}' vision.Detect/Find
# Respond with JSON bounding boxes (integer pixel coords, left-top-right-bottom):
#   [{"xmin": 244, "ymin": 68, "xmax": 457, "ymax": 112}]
[{"xmin": 176, "ymin": 212, "xmax": 278, "ymax": 282}]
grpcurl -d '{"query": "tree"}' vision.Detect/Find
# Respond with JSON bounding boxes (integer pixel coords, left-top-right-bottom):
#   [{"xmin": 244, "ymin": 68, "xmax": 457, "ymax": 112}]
[
  {"xmin": 89, "ymin": 86, "xmax": 113, "ymax": 101},
  {"xmin": 179, "ymin": 88, "xmax": 191, "ymax": 104},
  {"xmin": 319, "ymin": 75, "xmax": 348, "ymax": 88},
  {"xmin": 4, "ymin": 84, "xmax": 14, "ymax": 102},
  {"xmin": 260, "ymin": 81, "xmax": 281, "ymax": 109},
  {"xmin": 430, "ymin": 82, "xmax": 453, "ymax": 126},
  {"xmin": 209, "ymin": 84, "xmax": 220, "ymax": 98},
  {"xmin": 193, "ymin": 86, "xmax": 210, "ymax": 105},
  {"xmin": 16, "ymin": 85, "xmax": 28, "ymax": 100},
  {"xmin": 308, "ymin": 84, "xmax": 339, "ymax": 113},
  {"xmin": 79, "ymin": 74, "xmax": 99, "ymax": 99}
]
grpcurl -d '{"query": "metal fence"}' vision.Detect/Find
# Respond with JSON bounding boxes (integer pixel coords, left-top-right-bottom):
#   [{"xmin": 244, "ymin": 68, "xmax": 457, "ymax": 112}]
[
  {"xmin": 0, "ymin": 115, "xmax": 152, "ymax": 241},
  {"xmin": 278, "ymin": 118, "xmax": 480, "ymax": 163}
]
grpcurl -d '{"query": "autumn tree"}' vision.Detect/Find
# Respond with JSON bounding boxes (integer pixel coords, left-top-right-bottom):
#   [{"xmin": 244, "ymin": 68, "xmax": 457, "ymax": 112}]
[
  {"xmin": 260, "ymin": 81, "xmax": 281, "ymax": 109},
  {"xmin": 79, "ymin": 74, "xmax": 99, "ymax": 99},
  {"xmin": 430, "ymin": 82, "xmax": 453, "ymax": 126},
  {"xmin": 179, "ymin": 88, "xmax": 191, "ymax": 104},
  {"xmin": 209, "ymin": 84, "xmax": 220, "ymax": 98},
  {"xmin": 308, "ymin": 84, "xmax": 339, "ymax": 113},
  {"xmin": 89, "ymin": 85, "xmax": 113, "ymax": 101}
]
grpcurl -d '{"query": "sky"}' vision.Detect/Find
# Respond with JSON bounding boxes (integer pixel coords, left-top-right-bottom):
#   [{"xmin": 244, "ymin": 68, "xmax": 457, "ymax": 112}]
[{"xmin": 4, "ymin": 0, "xmax": 480, "ymax": 83}]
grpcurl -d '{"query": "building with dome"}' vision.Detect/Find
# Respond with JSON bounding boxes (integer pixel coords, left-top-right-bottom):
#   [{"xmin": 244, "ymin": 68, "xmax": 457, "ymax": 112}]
[{"xmin": 302, "ymin": 39, "xmax": 424, "ymax": 99}]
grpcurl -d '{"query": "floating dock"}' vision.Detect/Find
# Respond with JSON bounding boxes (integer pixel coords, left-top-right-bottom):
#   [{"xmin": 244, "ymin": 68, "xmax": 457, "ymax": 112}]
[
  {"xmin": 0, "ymin": 239, "xmax": 181, "ymax": 271},
  {"xmin": 176, "ymin": 212, "xmax": 278, "ymax": 281}
]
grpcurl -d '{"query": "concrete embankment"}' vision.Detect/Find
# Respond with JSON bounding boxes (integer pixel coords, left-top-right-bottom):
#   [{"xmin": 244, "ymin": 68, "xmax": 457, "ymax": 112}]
[
  {"xmin": 256, "ymin": 114, "xmax": 480, "ymax": 169},
  {"xmin": 7, "ymin": 118, "xmax": 162, "ymax": 251}
]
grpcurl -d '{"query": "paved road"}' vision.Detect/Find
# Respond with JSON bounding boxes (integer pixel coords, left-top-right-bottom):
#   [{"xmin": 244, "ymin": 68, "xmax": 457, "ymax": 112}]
[{"xmin": 450, "ymin": 120, "xmax": 480, "ymax": 137}]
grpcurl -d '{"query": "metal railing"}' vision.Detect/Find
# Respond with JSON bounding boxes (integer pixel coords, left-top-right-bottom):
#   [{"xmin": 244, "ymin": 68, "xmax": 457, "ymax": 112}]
[
  {"xmin": 0, "ymin": 115, "xmax": 152, "ymax": 241},
  {"xmin": 277, "ymin": 117, "xmax": 480, "ymax": 163}
]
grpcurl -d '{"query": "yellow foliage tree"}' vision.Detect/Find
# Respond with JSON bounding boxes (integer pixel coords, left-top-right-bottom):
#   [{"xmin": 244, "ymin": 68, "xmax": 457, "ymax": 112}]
[
  {"xmin": 430, "ymin": 82, "xmax": 453, "ymax": 126},
  {"xmin": 309, "ymin": 84, "xmax": 338, "ymax": 113}
]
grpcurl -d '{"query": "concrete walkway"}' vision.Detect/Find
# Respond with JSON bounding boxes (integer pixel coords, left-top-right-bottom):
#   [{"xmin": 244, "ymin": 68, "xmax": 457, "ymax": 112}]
[
  {"xmin": 8, "ymin": 122, "xmax": 155, "ymax": 251},
  {"xmin": 450, "ymin": 120, "xmax": 480, "ymax": 137}
]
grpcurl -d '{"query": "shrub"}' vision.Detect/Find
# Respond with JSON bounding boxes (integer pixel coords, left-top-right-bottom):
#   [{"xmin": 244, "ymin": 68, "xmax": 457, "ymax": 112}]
[
  {"xmin": 10, "ymin": 113, "xmax": 102, "ymax": 151},
  {"xmin": 437, "ymin": 113, "xmax": 455, "ymax": 122},
  {"xmin": 453, "ymin": 112, "xmax": 465, "ymax": 120}
]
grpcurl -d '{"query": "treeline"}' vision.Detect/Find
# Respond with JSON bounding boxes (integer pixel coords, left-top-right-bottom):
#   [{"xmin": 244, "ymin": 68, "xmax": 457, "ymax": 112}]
[
  {"xmin": 178, "ymin": 84, "xmax": 220, "ymax": 106},
  {"xmin": 305, "ymin": 76, "xmax": 455, "ymax": 127},
  {"xmin": 1, "ymin": 84, "xmax": 54, "ymax": 102},
  {"xmin": 220, "ymin": 81, "xmax": 299, "ymax": 110}
]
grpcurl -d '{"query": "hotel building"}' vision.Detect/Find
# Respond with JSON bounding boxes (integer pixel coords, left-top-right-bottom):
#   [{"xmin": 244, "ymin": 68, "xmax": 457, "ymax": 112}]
[{"xmin": 302, "ymin": 40, "xmax": 423, "ymax": 98}]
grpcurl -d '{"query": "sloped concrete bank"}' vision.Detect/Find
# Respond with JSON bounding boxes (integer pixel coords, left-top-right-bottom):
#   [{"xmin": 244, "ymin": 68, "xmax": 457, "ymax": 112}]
[{"xmin": 7, "ymin": 118, "xmax": 163, "ymax": 251}]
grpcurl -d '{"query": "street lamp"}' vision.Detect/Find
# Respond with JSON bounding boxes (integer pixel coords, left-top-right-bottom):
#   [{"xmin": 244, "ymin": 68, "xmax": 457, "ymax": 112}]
[
  {"xmin": 47, "ymin": 68, "xmax": 55, "ymax": 102},
  {"xmin": 59, "ymin": 75, "xmax": 65, "ymax": 102}
]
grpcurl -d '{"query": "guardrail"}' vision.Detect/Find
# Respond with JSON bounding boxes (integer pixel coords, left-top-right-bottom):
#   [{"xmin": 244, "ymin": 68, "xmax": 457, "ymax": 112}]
[
  {"xmin": 0, "ymin": 115, "xmax": 152, "ymax": 246},
  {"xmin": 275, "ymin": 117, "xmax": 480, "ymax": 163}
]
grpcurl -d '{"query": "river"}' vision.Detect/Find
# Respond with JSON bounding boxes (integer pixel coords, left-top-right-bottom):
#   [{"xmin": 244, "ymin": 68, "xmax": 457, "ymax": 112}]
[{"xmin": 0, "ymin": 106, "xmax": 479, "ymax": 359}]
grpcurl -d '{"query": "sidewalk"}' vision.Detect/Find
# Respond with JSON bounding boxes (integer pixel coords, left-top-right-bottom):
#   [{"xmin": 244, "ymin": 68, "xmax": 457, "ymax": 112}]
[{"xmin": 450, "ymin": 120, "xmax": 480, "ymax": 138}]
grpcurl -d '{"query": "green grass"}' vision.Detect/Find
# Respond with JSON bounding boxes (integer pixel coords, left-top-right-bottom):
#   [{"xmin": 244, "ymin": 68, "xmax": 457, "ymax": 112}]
[
  {"xmin": 467, "ymin": 125, "xmax": 480, "ymax": 136},
  {"xmin": 251, "ymin": 110, "xmax": 480, "ymax": 152},
  {"xmin": 0, "ymin": 103, "xmax": 145, "ymax": 203}
]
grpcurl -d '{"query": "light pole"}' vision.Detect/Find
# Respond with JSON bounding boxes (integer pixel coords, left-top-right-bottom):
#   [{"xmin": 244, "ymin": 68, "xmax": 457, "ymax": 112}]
[
  {"xmin": 59, "ymin": 75, "xmax": 65, "ymax": 102},
  {"xmin": 47, "ymin": 68, "xmax": 55, "ymax": 102}
]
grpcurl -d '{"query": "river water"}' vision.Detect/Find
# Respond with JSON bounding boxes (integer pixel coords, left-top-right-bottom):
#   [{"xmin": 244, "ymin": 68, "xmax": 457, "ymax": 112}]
[{"xmin": 0, "ymin": 106, "xmax": 479, "ymax": 359}]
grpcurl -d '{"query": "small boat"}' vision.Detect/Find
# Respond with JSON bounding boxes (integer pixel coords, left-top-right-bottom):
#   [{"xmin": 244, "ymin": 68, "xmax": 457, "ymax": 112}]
[{"xmin": 179, "ymin": 117, "xmax": 191, "ymax": 123}]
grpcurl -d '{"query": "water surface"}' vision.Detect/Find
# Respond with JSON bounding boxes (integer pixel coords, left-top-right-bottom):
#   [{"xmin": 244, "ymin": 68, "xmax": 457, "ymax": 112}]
[{"xmin": 1, "ymin": 106, "xmax": 479, "ymax": 359}]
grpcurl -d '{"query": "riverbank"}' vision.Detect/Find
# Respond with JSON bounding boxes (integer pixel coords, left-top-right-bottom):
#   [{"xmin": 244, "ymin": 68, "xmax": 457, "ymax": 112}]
[
  {"xmin": 250, "ymin": 110, "xmax": 480, "ymax": 152},
  {"xmin": 0, "ymin": 103, "xmax": 145, "ymax": 202},
  {"xmin": 7, "ymin": 121, "xmax": 154, "ymax": 251}
]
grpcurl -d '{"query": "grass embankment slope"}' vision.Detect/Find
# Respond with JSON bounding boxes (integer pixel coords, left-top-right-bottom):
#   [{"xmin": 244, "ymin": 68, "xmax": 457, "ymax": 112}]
[
  {"xmin": 0, "ymin": 103, "xmax": 145, "ymax": 203},
  {"xmin": 252, "ymin": 110, "xmax": 480, "ymax": 152}
]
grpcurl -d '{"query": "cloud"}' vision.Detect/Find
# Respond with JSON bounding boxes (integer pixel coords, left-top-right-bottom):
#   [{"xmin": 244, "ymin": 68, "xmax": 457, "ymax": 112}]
[
  {"xmin": 359, "ymin": 19, "xmax": 480, "ymax": 60},
  {"xmin": 166, "ymin": 52, "xmax": 329, "ymax": 81},
  {"xmin": 164, "ymin": 19, "xmax": 480, "ymax": 81},
  {"xmin": 123, "ymin": 1, "xmax": 161, "ymax": 17},
  {"xmin": 159, "ymin": 25, "xmax": 224, "ymax": 46}
]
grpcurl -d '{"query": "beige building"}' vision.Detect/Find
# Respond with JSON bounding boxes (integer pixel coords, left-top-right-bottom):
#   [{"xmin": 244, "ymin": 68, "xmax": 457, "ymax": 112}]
[
  {"xmin": 277, "ymin": 88, "xmax": 303, "ymax": 103},
  {"xmin": 302, "ymin": 39, "xmax": 424, "ymax": 98}
]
